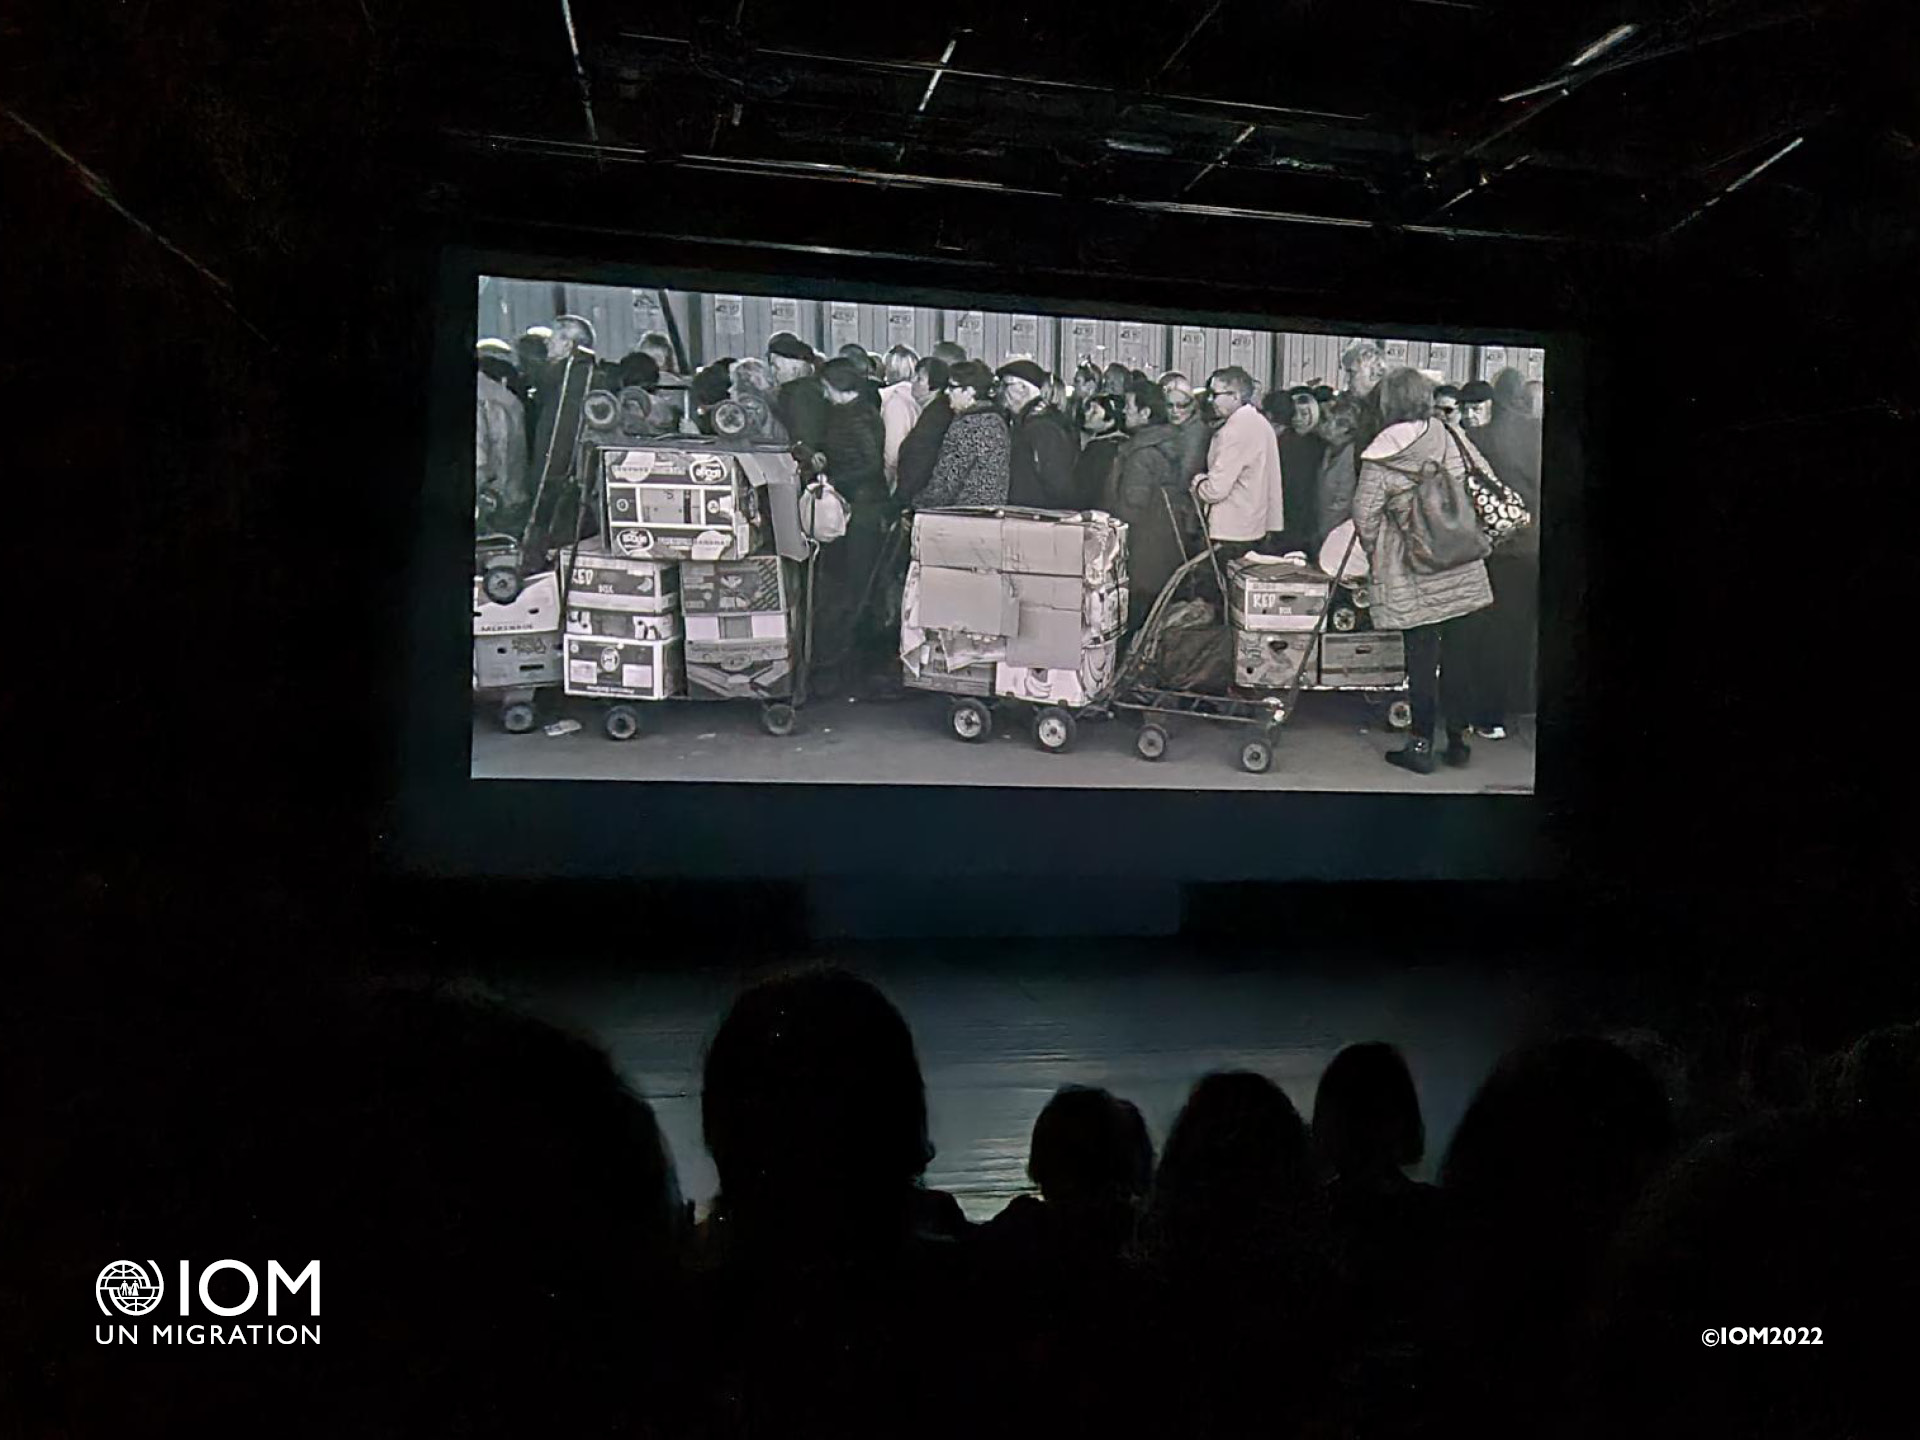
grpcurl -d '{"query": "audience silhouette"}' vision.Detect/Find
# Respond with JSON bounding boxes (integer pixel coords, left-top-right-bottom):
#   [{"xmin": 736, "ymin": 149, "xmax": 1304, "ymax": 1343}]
[{"xmin": 11, "ymin": 967, "xmax": 1913, "ymax": 1439}]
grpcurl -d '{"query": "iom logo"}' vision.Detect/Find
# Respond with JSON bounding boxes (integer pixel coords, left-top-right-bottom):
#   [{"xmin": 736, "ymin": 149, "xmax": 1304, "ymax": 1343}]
[{"xmin": 96, "ymin": 1260, "xmax": 165, "ymax": 1317}]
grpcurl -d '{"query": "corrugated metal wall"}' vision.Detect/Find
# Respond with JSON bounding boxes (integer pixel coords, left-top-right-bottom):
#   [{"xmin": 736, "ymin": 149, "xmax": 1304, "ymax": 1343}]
[{"xmin": 478, "ymin": 277, "xmax": 1546, "ymax": 394}]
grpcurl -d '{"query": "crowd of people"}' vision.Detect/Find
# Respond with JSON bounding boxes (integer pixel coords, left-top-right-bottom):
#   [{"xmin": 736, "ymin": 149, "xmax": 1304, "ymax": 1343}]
[
  {"xmin": 476, "ymin": 319, "xmax": 1545, "ymax": 745},
  {"xmin": 20, "ymin": 966, "xmax": 1913, "ymax": 1437}
]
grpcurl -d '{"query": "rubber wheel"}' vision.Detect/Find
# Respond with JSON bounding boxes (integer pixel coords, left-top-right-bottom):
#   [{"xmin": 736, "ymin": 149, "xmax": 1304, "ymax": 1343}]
[
  {"xmin": 1136, "ymin": 724, "xmax": 1169, "ymax": 761},
  {"xmin": 760, "ymin": 702, "xmax": 797, "ymax": 737},
  {"xmin": 1241, "ymin": 738, "xmax": 1274, "ymax": 774},
  {"xmin": 603, "ymin": 704, "xmax": 642, "ymax": 742},
  {"xmin": 1034, "ymin": 707, "xmax": 1077, "ymax": 754},
  {"xmin": 1331, "ymin": 606, "xmax": 1359, "ymax": 632},
  {"xmin": 501, "ymin": 701, "xmax": 536, "ymax": 734},
  {"xmin": 949, "ymin": 698, "xmax": 991, "ymax": 743},
  {"xmin": 1387, "ymin": 699, "xmax": 1414, "ymax": 731},
  {"xmin": 483, "ymin": 567, "xmax": 522, "ymax": 605}
]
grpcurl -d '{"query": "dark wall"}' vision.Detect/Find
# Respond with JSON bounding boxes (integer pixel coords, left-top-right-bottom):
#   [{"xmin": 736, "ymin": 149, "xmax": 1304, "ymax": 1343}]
[{"xmin": 8, "ymin": 1, "xmax": 1916, "ymax": 1011}]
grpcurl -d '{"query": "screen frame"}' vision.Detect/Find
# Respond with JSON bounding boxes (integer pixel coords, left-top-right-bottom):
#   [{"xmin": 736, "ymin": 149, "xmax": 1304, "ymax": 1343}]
[{"xmin": 383, "ymin": 240, "xmax": 1586, "ymax": 883}]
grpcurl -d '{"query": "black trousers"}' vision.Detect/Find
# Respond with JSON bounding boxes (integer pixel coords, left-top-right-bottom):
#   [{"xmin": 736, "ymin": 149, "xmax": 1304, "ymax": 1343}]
[
  {"xmin": 1451, "ymin": 553, "xmax": 1539, "ymax": 727},
  {"xmin": 1402, "ymin": 616, "xmax": 1468, "ymax": 741},
  {"xmin": 814, "ymin": 490, "xmax": 901, "ymax": 684}
]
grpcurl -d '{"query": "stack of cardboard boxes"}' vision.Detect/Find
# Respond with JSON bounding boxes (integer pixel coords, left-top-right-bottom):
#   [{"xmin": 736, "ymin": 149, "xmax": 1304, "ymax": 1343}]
[
  {"xmin": 560, "ymin": 542, "xmax": 686, "ymax": 700},
  {"xmin": 1226, "ymin": 554, "xmax": 1408, "ymax": 690},
  {"xmin": 598, "ymin": 446, "xmax": 769, "ymax": 562},
  {"xmin": 901, "ymin": 508, "xmax": 1128, "ymax": 707},
  {"xmin": 681, "ymin": 555, "xmax": 804, "ymax": 702},
  {"xmin": 473, "ymin": 570, "xmax": 564, "ymax": 694}
]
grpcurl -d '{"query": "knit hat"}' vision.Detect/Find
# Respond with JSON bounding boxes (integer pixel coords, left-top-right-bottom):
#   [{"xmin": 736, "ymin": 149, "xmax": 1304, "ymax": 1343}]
[
  {"xmin": 996, "ymin": 359, "xmax": 1048, "ymax": 389},
  {"xmin": 820, "ymin": 357, "xmax": 867, "ymax": 392},
  {"xmin": 1458, "ymin": 379, "xmax": 1495, "ymax": 404},
  {"xmin": 690, "ymin": 359, "xmax": 737, "ymax": 408}
]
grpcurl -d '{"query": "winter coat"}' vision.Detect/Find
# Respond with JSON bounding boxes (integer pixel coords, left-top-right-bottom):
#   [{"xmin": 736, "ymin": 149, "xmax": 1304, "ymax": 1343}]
[
  {"xmin": 1278, "ymin": 429, "xmax": 1326, "ymax": 547},
  {"xmin": 1006, "ymin": 401, "xmax": 1080, "ymax": 509},
  {"xmin": 1169, "ymin": 415, "xmax": 1213, "ymax": 486},
  {"xmin": 775, "ymin": 374, "xmax": 831, "ymax": 453},
  {"xmin": 896, "ymin": 393, "xmax": 954, "ymax": 504},
  {"xmin": 1352, "ymin": 419, "xmax": 1495, "ymax": 632},
  {"xmin": 1106, "ymin": 423, "xmax": 1201, "ymax": 618},
  {"xmin": 1471, "ymin": 390, "xmax": 1543, "ymax": 560},
  {"xmin": 879, "ymin": 380, "xmax": 923, "ymax": 487},
  {"xmin": 1073, "ymin": 431, "xmax": 1126, "ymax": 514},
  {"xmin": 475, "ymin": 371, "xmax": 529, "ymax": 532},
  {"xmin": 1316, "ymin": 443, "xmax": 1359, "ymax": 550},
  {"xmin": 1194, "ymin": 404, "xmax": 1283, "ymax": 542},
  {"xmin": 920, "ymin": 407, "xmax": 1011, "ymax": 509},
  {"xmin": 824, "ymin": 399, "xmax": 887, "ymax": 501}
]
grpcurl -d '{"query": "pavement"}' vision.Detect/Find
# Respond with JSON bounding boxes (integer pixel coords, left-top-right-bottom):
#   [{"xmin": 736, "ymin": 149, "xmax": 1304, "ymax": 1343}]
[{"xmin": 472, "ymin": 687, "xmax": 1536, "ymax": 793}]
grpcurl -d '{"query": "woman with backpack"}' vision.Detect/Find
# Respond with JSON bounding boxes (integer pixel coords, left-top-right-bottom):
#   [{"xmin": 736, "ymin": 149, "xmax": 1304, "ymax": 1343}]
[{"xmin": 1352, "ymin": 368, "xmax": 1495, "ymax": 775}]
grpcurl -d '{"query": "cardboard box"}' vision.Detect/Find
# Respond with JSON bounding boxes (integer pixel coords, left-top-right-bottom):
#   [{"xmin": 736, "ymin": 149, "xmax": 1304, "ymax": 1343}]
[
  {"xmin": 1317, "ymin": 631, "xmax": 1406, "ymax": 687},
  {"xmin": 685, "ymin": 612, "xmax": 790, "ymax": 644},
  {"xmin": 564, "ymin": 607, "xmax": 684, "ymax": 643},
  {"xmin": 685, "ymin": 636, "xmax": 792, "ymax": 667},
  {"xmin": 563, "ymin": 635, "xmax": 686, "ymax": 700},
  {"xmin": 903, "ymin": 660, "xmax": 996, "ymax": 697},
  {"xmin": 994, "ymin": 636, "xmax": 1119, "ymax": 708},
  {"xmin": 597, "ymin": 446, "xmax": 740, "ymax": 487},
  {"xmin": 681, "ymin": 556, "xmax": 801, "ymax": 615},
  {"xmin": 914, "ymin": 565, "xmax": 1020, "ymax": 636},
  {"xmin": 1228, "ymin": 557, "xmax": 1329, "ymax": 631},
  {"xmin": 474, "ymin": 632, "xmax": 563, "ymax": 690},
  {"xmin": 560, "ymin": 544, "xmax": 680, "ymax": 614},
  {"xmin": 912, "ymin": 509, "xmax": 1126, "ymax": 584},
  {"xmin": 472, "ymin": 571, "xmax": 562, "ymax": 636},
  {"xmin": 686, "ymin": 654, "xmax": 794, "ymax": 702},
  {"xmin": 1233, "ymin": 630, "xmax": 1318, "ymax": 690},
  {"xmin": 1007, "ymin": 605, "xmax": 1090, "ymax": 669}
]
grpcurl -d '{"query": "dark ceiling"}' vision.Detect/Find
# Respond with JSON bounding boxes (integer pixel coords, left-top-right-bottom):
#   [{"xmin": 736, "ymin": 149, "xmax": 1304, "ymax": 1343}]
[{"xmin": 420, "ymin": 0, "xmax": 1908, "ymax": 251}]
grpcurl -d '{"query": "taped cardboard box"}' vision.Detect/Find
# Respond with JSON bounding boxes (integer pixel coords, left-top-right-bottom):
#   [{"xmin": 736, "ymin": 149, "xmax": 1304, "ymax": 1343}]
[
  {"xmin": 563, "ymin": 635, "xmax": 686, "ymax": 700},
  {"xmin": 473, "ymin": 571, "xmax": 562, "ymax": 635},
  {"xmin": 565, "ymin": 607, "xmax": 684, "ymax": 643},
  {"xmin": 1007, "ymin": 575, "xmax": 1128, "ymax": 634},
  {"xmin": 682, "ymin": 556, "xmax": 801, "ymax": 616},
  {"xmin": 685, "ymin": 612, "xmax": 789, "ymax": 644},
  {"xmin": 474, "ymin": 632, "xmax": 563, "ymax": 690},
  {"xmin": 912, "ymin": 509, "xmax": 1126, "ymax": 585},
  {"xmin": 902, "ymin": 659, "xmax": 996, "ymax": 697},
  {"xmin": 604, "ymin": 477, "xmax": 766, "ymax": 560},
  {"xmin": 909, "ymin": 564, "xmax": 1019, "ymax": 636},
  {"xmin": 686, "ymin": 654, "xmax": 794, "ymax": 702},
  {"xmin": 1228, "ymin": 557, "xmax": 1329, "ymax": 631},
  {"xmin": 597, "ymin": 446, "xmax": 742, "ymax": 487},
  {"xmin": 1318, "ymin": 631, "xmax": 1407, "ymax": 687},
  {"xmin": 1233, "ymin": 630, "xmax": 1318, "ymax": 690},
  {"xmin": 994, "ymin": 636, "xmax": 1119, "ymax": 709},
  {"xmin": 560, "ymin": 544, "xmax": 680, "ymax": 614}
]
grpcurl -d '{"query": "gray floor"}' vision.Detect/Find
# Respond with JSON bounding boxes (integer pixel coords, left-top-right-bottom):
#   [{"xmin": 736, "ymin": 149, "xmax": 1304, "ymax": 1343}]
[
  {"xmin": 511, "ymin": 951, "xmax": 1551, "ymax": 1222},
  {"xmin": 473, "ymin": 690, "xmax": 1536, "ymax": 794}
]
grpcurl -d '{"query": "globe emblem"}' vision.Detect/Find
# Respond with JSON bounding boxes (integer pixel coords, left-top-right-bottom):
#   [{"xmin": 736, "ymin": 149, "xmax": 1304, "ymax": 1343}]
[{"xmin": 96, "ymin": 1260, "xmax": 164, "ymax": 1317}]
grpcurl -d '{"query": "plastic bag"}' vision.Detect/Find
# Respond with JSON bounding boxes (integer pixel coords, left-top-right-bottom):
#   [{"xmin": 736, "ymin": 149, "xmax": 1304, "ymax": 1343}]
[{"xmin": 800, "ymin": 478, "xmax": 850, "ymax": 544}]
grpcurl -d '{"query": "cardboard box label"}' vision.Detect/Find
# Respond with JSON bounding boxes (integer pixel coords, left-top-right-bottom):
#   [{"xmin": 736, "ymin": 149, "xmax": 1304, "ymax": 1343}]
[
  {"xmin": 600, "ymin": 448, "xmax": 737, "ymax": 485},
  {"xmin": 565, "ymin": 607, "xmax": 684, "ymax": 642},
  {"xmin": 560, "ymin": 544, "xmax": 681, "ymax": 612},
  {"xmin": 686, "ymin": 612, "xmax": 790, "ymax": 643},
  {"xmin": 473, "ymin": 571, "xmax": 562, "ymax": 635},
  {"xmin": 609, "ymin": 523, "xmax": 752, "ymax": 562},
  {"xmin": 606, "ymin": 482, "xmax": 738, "ymax": 529}
]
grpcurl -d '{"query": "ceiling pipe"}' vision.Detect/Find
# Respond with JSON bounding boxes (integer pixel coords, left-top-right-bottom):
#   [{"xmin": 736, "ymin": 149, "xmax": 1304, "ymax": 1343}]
[{"xmin": 1660, "ymin": 134, "xmax": 1805, "ymax": 239}]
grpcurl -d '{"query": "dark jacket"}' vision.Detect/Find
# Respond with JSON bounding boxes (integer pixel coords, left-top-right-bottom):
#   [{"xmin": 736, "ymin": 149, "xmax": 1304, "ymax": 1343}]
[
  {"xmin": 921, "ymin": 408, "xmax": 1011, "ymax": 509},
  {"xmin": 1473, "ymin": 376, "xmax": 1543, "ymax": 559},
  {"xmin": 823, "ymin": 399, "xmax": 887, "ymax": 501},
  {"xmin": 1316, "ymin": 442, "xmax": 1359, "ymax": 550},
  {"xmin": 1169, "ymin": 415, "xmax": 1213, "ymax": 487},
  {"xmin": 1106, "ymin": 422, "xmax": 1200, "ymax": 619},
  {"xmin": 1278, "ymin": 428, "xmax": 1327, "ymax": 548},
  {"xmin": 1006, "ymin": 400, "xmax": 1081, "ymax": 509},
  {"xmin": 896, "ymin": 393, "xmax": 954, "ymax": 505},
  {"xmin": 775, "ymin": 374, "xmax": 831, "ymax": 454},
  {"xmin": 1073, "ymin": 432, "xmax": 1127, "ymax": 515}
]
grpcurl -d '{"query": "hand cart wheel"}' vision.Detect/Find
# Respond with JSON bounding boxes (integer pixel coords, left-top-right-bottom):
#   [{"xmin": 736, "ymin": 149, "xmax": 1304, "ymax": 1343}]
[
  {"xmin": 1033, "ymin": 707, "xmax": 1077, "ymax": 754},
  {"xmin": 1136, "ymin": 723, "xmax": 1169, "ymax": 761},
  {"xmin": 759, "ymin": 701, "xmax": 797, "ymax": 737},
  {"xmin": 500, "ymin": 700, "xmax": 537, "ymax": 735},
  {"xmin": 1387, "ymin": 699, "xmax": 1413, "ymax": 731},
  {"xmin": 603, "ymin": 704, "xmax": 642, "ymax": 742},
  {"xmin": 949, "ymin": 698, "xmax": 992, "ymax": 743},
  {"xmin": 1240, "ymin": 737, "xmax": 1274, "ymax": 774},
  {"xmin": 1331, "ymin": 606, "xmax": 1359, "ymax": 632},
  {"xmin": 483, "ymin": 566, "xmax": 523, "ymax": 605}
]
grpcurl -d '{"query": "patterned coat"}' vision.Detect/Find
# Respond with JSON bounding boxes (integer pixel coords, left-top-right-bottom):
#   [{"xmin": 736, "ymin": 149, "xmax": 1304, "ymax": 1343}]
[
  {"xmin": 920, "ymin": 408, "xmax": 1011, "ymax": 509},
  {"xmin": 1352, "ymin": 419, "xmax": 1494, "ymax": 632}
]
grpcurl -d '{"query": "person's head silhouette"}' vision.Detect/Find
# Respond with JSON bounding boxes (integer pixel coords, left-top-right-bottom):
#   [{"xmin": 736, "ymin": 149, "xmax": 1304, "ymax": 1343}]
[{"xmin": 1312, "ymin": 1042, "xmax": 1425, "ymax": 1184}]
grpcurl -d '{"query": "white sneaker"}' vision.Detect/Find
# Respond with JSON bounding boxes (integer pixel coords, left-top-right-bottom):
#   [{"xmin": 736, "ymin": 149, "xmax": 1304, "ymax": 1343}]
[{"xmin": 1473, "ymin": 725, "xmax": 1508, "ymax": 740}]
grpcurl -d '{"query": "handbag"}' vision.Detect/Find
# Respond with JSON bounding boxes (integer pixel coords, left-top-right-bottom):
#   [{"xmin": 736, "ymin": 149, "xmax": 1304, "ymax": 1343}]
[
  {"xmin": 799, "ymin": 478, "xmax": 850, "ymax": 544},
  {"xmin": 1448, "ymin": 422, "xmax": 1533, "ymax": 546},
  {"xmin": 1393, "ymin": 432, "xmax": 1490, "ymax": 575}
]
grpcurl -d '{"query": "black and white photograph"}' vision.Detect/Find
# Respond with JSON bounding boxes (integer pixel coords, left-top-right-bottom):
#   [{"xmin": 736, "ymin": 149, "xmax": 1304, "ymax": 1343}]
[{"xmin": 471, "ymin": 279, "xmax": 1546, "ymax": 792}]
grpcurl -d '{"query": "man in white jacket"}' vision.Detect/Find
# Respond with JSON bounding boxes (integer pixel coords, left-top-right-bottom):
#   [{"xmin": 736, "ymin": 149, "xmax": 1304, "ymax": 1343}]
[{"xmin": 1191, "ymin": 366, "xmax": 1283, "ymax": 564}]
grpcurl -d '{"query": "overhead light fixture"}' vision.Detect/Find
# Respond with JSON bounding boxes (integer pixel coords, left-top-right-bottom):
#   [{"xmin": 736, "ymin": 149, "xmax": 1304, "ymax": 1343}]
[
  {"xmin": 1104, "ymin": 137, "xmax": 1175, "ymax": 156},
  {"xmin": 1568, "ymin": 22, "xmax": 1638, "ymax": 69}
]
